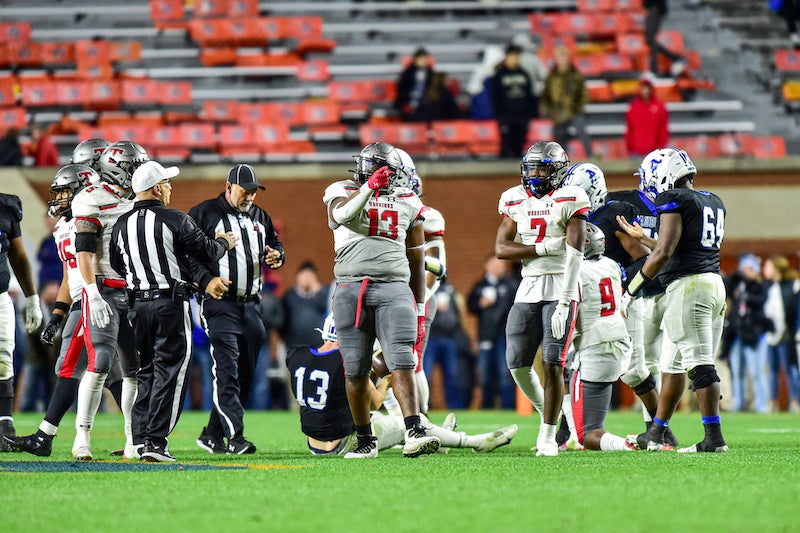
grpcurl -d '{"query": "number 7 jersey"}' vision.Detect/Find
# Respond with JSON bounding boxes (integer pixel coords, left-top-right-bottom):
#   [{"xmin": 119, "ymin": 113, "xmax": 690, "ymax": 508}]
[
  {"xmin": 498, "ymin": 184, "xmax": 590, "ymax": 277},
  {"xmin": 655, "ymin": 188, "xmax": 725, "ymax": 286}
]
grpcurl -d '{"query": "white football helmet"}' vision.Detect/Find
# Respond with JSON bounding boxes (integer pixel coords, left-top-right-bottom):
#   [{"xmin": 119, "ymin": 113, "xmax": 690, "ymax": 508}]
[
  {"xmin": 395, "ymin": 147, "xmax": 421, "ymax": 195},
  {"xmin": 653, "ymin": 147, "xmax": 696, "ymax": 194},
  {"xmin": 314, "ymin": 314, "xmax": 337, "ymax": 343},
  {"xmin": 583, "ymin": 222, "xmax": 606, "ymax": 260},
  {"xmin": 71, "ymin": 138, "xmax": 110, "ymax": 171},
  {"xmin": 97, "ymin": 141, "xmax": 150, "ymax": 189},
  {"xmin": 48, "ymin": 164, "xmax": 97, "ymax": 218},
  {"xmin": 637, "ymin": 148, "xmax": 669, "ymax": 202},
  {"xmin": 352, "ymin": 141, "xmax": 405, "ymax": 192},
  {"xmin": 520, "ymin": 141, "xmax": 570, "ymax": 197},
  {"xmin": 562, "ymin": 162, "xmax": 607, "ymax": 213}
]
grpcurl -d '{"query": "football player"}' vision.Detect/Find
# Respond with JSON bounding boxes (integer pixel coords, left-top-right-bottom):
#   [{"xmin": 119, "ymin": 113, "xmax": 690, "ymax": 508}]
[
  {"xmin": 495, "ymin": 141, "xmax": 589, "ymax": 456},
  {"xmin": 70, "ymin": 138, "xmax": 110, "ymax": 171},
  {"xmin": 568, "ymin": 223, "xmax": 638, "ymax": 451},
  {"xmin": 70, "ymin": 140, "xmax": 149, "ymax": 459},
  {"xmin": 562, "ymin": 161, "xmax": 676, "ymax": 446},
  {"xmin": 287, "ymin": 315, "xmax": 518, "ymax": 456},
  {"xmin": 618, "ymin": 148, "xmax": 729, "ymax": 453},
  {"xmin": 323, "ymin": 142, "xmax": 439, "ymax": 458},
  {"xmin": 395, "ymin": 148, "xmax": 448, "ymax": 413},
  {"xmin": 5, "ymin": 165, "xmax": 123, "ymax": 458}
]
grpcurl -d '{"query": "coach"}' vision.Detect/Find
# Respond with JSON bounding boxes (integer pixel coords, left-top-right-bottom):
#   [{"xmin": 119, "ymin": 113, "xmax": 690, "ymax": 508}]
[
  {"xmin": 110, "ymin": 161, "xmax": 237, "ymax": 462},
  {"xmin": 189, "ymin": 164, "xmax": 285, "ymax": 455}
]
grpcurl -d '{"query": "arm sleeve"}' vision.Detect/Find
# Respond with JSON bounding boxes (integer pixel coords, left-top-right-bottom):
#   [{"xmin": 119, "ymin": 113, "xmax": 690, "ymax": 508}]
[
  {"xmin": 178, "ymin": 212, "xmax": 227, "ymax": 264},
  {"xmin": 559, "ymin": 244, "xmax": 583, "ymax": 304},
  {"xmin": 109, "ymin": 220, "xmax": 126, "ymax": 278},
  {"xmin": 187, "ymin": 204, "xmax": 216, "ymax": 290}
]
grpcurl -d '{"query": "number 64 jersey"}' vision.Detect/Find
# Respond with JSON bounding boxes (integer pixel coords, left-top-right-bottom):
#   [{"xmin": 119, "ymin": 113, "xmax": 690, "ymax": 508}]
[
  {"xmin": 655, "ymin": 188, "xmax": 726, "ymax": 286},
  {"xmin": 323, "ymin": 180, "xmax": 424, "ymax": 283}
]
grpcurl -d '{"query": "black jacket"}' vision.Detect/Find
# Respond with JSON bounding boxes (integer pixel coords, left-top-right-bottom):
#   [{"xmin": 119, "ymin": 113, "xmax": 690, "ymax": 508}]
[{"xmin": 467, "ymin": 274, "xmax": 519, "ymax": 342}]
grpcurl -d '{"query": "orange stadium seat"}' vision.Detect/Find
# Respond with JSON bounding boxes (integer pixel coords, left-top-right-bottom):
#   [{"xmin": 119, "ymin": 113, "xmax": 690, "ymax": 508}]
[
  {"xmin": 588, "ymin": 80, "xmax": 614, "ymax": 102},
  {"xmin": 364, "ymin": 80, "xmax": 397, "ymax": 103},
  {"xmin": 243, "ymin": 102, "xmax": 302, "ymax": 126},
  {"xmin": 77, "ymin": 62, "xmax": 114, "ymax": 79},
  {"xmin": 267, "ymin": 140, "xmax": 316, "ymax": 157},
  {"xmin": 87, "ymin": 80, "xmax": 122, "ymax": 110},
  {"xmin": 717, "ymin": 133, "xmax": 747, "ymax": 157},
  {"xmin": 748, "ymin": 136, "xmax": 787, "ymax": 159},
  {"xmin": 672, "ymin": 135, "xmax": 721, "ymax": 159},
  {"xmin": 20, "ymin": 79, "xmax": 57, "ymax": 107},
  {"xmin": 526, "ymin": 119, "xmax": 555, "ymax": 144},
  {"xmin": 74, "ymin": 40, "xmax": 111, "ymax": 65},
  {"xmin": 577, "ymin": 0, "xmax": 615, "ymax": 13},
  {"xmin": 566, "ymin": 139, "xmax": 588, "ymax": 160},
  {"xmin": 328, "ymin": 81, "xmax": 367, "ymax": 103},
  {"xmin": 0, "ymin": 78, "xmax": 16, "ymax": 107},
  {"xmin": 0, "ymin": 22, "xmax": 31, "ymax": 44},
  {"xmin": 255, "ymin": 18, "xmax": 289, "ymax": 40},
  {"xmin": 228, "ymin": 0, "xmax": 259, "ymax": 17},
  {"xmin": 132, "ymin": 111, "xmax": 164, "ymax": 127},
  {"xmin": 774, "ymin": 49, "xmax": 800, "ymax": 73},
  {"xmin": 97, "ymin": 111, "xmax": 133, "ymax": 126},
  {"xmin": 200, "ymin": 48, "xmax": 237, "ymax": 66},
  {"xmin": 178, "ymin": 123, "xmax": 216, "ymax": 149},
  {"xmin": 616, "ymin": 33, "xmax": 646, "ymax": 55},
  {"xmin": 203, "ymin": 100, "xmax": 240, "ymax": 122},
  {"xmin": 151, "ymin": 125, "xmax": 181, "ymax": 146},
  {"xmin": 303, "ymin": 101, "xmax": 340, "ymax": 125},
  {"xmin": 538, "ymin": 35, "xmax": 578, "ymax": 59},
  {"xmin": 107, "ymin": 123, "xmax": 148, "ymax": 144},
  {"xmin": 253, "ymin": 122, "xmax": 290, "ymax": 147},
  {"xmin": 7, "ymin": 42, "xmax": 43, "ymax": 67},
  {"xmin": 432, "ymin": 120, "xmax": 498, "ymax": 156},
  {"xmin": 76, "ymin": 125, "xmax": 109, "ymax": 141},
  {"xmin": 284, "ymin": 17, "xmax": 323, "ymax": 40},
  {"xmin": 219, "ymin": 123, "xmax": 256, "ymax": 146},
  {"xmin": 358, "ymin": 123, "xmax": 428, "ymax": 147},
  {"xmin": 0, "ymin": 107, "xmax": 26, "ymax": 131},
  {"xmin": 615, "ymin": 0, "xmax": 644, "ymax": 11},
  {"xmin": 194, "ymin": 0, "xmax": 228, "ymax": 18},
  {"xmin": 158, "ymin": 81, "xmax": 192, "ymax": 105},
  {"xmin": 575, "ymin": 53, "xmax": 635, "ymax": 77},
  {"xmin": 109, "ymin": 41, "xmax": 142, "ymax": 63},
  {"xmin": 229, "ymin": 19, "xmax": 270, "ymax": 47},
  {"xmin": 657, "ymin": 31, "xmax": 684, "ymax": 53},
  {"xmin": 189, "ymin": 19, "xmax": 234, "ymax": 47},
  {"xmin": 297, "ymin": 60, "xmax": 330, "ymax": 82},
  {"xmin": 150, "ymin": 0, "xmax": 185, "ymax": 26},
  {"xmin": 591, "ymin": 138, "xmax": 627, "ymax": 160},
  {"xmin": 41, "ymin": 42, "xmax": 75, "ymax": 65},
  {"xmin": 295, "ymin": 39, "xmax": 337, "ymax": 56},
  {"xmin": 122, "ymin": 78, "xmax": 159, "ymax": 105}
]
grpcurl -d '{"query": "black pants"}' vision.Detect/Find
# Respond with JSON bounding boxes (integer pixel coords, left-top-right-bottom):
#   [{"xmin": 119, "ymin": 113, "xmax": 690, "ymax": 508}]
[
  {"xmin": 645, "ymin": 3, "xmax": 681, "ymax": 73},
  {"xmin": 498, "ymin": 119, "xmax": 530, "ymax": 159},
  {"xmin": 201, "ymin": 299, "xmax": 265, "ymax": 440},
  {"xmin": 129, "ymin": 298, "xmax": 192, "ymax": 448}
]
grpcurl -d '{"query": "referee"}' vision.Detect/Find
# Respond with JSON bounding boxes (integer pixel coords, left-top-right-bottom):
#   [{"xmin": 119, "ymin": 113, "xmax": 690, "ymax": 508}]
[
  {"xmin": 188, "ymin": 164, "xmax": 284, "ymax": 455},
  {"xmin": 110, "ymin": 161, "xmax": 238, "ymax": 462}
]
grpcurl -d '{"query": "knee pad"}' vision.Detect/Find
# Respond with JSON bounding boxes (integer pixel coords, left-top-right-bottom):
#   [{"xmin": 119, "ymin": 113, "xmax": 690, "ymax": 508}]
[
  {"xmin": 0, "ymin": 360, "xmax": 12, "ymax": 381},
  {"xmin": 632, "ymin": 374, "xmax": 657, "ymax": 396},
  {"xmin": 688, "ymin": 365, "xmax": 720, "ymax": 390}
]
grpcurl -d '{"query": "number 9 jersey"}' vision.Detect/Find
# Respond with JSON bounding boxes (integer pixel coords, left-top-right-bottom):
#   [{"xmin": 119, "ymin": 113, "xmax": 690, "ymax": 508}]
[{"xmin": 654, "ymin": 188, "xmax": 725, "ymax": 286}]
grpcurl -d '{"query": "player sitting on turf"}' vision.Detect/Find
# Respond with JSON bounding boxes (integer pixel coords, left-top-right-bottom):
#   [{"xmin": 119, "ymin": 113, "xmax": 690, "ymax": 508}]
[
  {"xmin": 569, "ymin": 223, "xmax": 638, "ymax": 451},
  {"xmin": 286, "ymin": 315, "xmax": 518, "ymax": 457}
]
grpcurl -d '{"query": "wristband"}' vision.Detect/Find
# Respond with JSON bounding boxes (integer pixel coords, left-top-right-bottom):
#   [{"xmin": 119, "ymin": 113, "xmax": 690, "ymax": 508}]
[
  {"xmin": 53, "ymin": 301, "xmax": 70, "ymax": 314},
  {"xmin": 85, "ymin": 283, "xmax": 101, "ymax": 300},
  {"xmin": 416, "ymin": 303, "xmax": 425, "ymax": 316},
  {"xmin": 627, "ymin": 270, "xmax": 652, "ymax": 297}
]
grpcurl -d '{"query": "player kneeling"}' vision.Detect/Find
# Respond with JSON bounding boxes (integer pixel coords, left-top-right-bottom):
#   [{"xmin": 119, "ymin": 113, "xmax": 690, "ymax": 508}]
[
  {"xmin": 286, "ymin": 315, "xmax": 517, "ymax": 457},
  {"xmin": 570, "ymin": 224, "xmax": 638, "ymax": 451}
]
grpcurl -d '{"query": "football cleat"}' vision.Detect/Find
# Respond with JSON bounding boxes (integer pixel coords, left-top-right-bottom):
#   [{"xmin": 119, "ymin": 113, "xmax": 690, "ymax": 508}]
[
  {"xmin": 441, "ymin": 413, "xmax": 457, "ymax": 432},
  {"xmin": 344, "ymin": 436, "xmax": 378, "ymax": 459},
  {"xmin": 196, "ymin": 427, "xmax": 227, "ymax": 454},
  {"xmin": 663, "ymin": 427, "xmax": 680, "ymax": 448},
  {"xmin": 629, "ymin": 431, "xmax": 674, "ymax": 452},
  {"xmin": 535, "ymin": 441, "xmax": 559, "ymax": 457},
  {"xmin": 474, "ymin": 425, "xmax": 519, "ymax": 453},
  {"xmin": 4, "ymin": 433, "xmax": 52, "ymax": 457},
  {"xmin": 227, "ymin": 437, "xmax": 257, "ymax": 455},
  {"xmin": 123, "ymin": 443, "xmax": 143, "ymax": 460},
  {"xmin": 624, "ymin": 438, "xmax": 640, "ymax": 451},
  {"xmin": 402, "ymin": 428, "xmax": 440, "ymax": 458},
  {"xmin": 677, "ymin": 441, "xmax": 729, "ymax": 453},
  {"xmin": 141, "ymin": 441, "xmax": 175, "ymax": 462},
  {"xmin": 72, "ymin": 444, "xmax": 93, "ymax": 461}
]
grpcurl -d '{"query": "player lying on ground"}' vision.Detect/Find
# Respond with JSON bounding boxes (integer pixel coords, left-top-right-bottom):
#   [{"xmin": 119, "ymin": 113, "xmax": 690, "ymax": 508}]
[{"xmin": 286, "ymin": 315, "xmax": 518, "ymax": 457}]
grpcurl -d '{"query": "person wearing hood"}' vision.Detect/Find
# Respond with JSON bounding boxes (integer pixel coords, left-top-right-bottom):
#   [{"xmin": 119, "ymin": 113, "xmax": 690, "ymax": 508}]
[{"xmin": 624, "ymin": 77, "xmax": 669, "ymax": 158}]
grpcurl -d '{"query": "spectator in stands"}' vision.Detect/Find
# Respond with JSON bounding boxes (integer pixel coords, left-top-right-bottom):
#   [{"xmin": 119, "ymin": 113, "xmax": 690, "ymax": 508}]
[
  {"xmin": 511, "ymin": 33, "xmax": 548, "ymax": 98},
  {"xmin": 467, "ymin": 255, "xmax": 519, "ymax": 409},
  {"xmin": 769, "ymin": 0, "xmax": 800, "ymax": 48},
  {"xmin": 725, "ymin": 254, "xmax": 771, "ymax": 413},
  {"xmin": 36, "ymin": 216, "xmax": 62, "ymax": 290},
  {"xmin": 279, "ymin": 261, "xmax": 330, "ymax": 351},
  {"xmin": 644, "ymin": 0, "xmax": 688, "ymax": 77},
  {"xmin": 424, "ymin": 280, "xmax": 468, "ymax": 409},
  {"xmin": 0, "ymin": 129, "xmax": 23, "ymax": 167},
  {"xmin": 624, "ymin": 76, "xmax": 669, "ymax": 158},
  {"xmin": 466, "ymin": 45, "xmax": 505, "ymax": 120},
  {"xmin": 490, "ymin": 44, "xmax": 538, "ymax": 159},
  {"xmin": 394, "ymin": 47, "xmax": 458, "ymax": 123},
  {"xmin": 30, "ymin": 126, "xmax": 59, "ymax": 168},
  {"xmin": 762, "ymin": 254, "xmax": 800, "ymax": 412},
  {"xmin": 541, "ymin": 45, "xmax": 592, "ymax": 158}
]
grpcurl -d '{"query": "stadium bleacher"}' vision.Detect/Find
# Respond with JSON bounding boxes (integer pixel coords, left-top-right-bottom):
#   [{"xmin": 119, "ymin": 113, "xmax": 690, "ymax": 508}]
[{"xmin": 0, "ymin": 0, "xmax": 793, "ymax": 164}]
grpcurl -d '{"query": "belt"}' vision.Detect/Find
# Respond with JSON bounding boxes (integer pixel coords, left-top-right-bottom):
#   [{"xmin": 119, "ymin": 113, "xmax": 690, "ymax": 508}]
[
  {"xmin": 217, "ymin": 292, "xmax": 260, "ymax": 304},
  {"xmin": 70, "ymin": 301, "xmax": 82, "ymax": 312},
  {"xmin": 97, "ymin": 276, "xmax": 127, "ymax": 289},
  {"xmin": 132, "ymin": 289, "xmax": 172, "ymax": 301}
]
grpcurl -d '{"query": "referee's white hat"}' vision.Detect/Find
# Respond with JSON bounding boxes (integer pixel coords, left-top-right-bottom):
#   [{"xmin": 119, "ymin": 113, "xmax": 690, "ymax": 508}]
[{"xmin": 132, "ymin": 161, "xmax": 180, "ymax": 193}]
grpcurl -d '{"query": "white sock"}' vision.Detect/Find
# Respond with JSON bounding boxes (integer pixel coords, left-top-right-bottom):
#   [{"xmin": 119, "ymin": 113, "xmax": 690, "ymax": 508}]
[
  {"xmin": 121, "ymin": 377, "xmax": 137, "ymax": 446},
  {"xmin": 541, "ymin": 423, "xmax": 557, "ymax": 445},
  {"xmin": 600, "ymin": 432, "xmax": 630, "ymax": 451},
  {"xmin": 511, "ymin": 366, "xmax": 545, "ymax": 415},
  {"xmin": 76, "ymin": 371, "xmax": 107, "ymax": 433},
  {"xmin": 641, "ymin": 401, "xmax": 653, "ymax": 423},
  {"xmin": 423, "ymin": 424, "xmax": 468, "ymax": 448},
  {"xmin": 562, "ymin": 394, "xmax": 578, "ymax": 441},
  {"xmin": 414, "ymin": 370, "xmax": 430, "ymax": 414},
  {"xmin": 39, "ymin": 420, "xmax": 58, "ymax": 436}
]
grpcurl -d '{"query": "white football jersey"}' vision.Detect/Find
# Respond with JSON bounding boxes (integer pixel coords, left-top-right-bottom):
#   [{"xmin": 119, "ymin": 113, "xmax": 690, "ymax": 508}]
[
  {"xmin": 323, "ymin": 180, "xmax": 424, "ymax": 282},
  {"xmin": 53, "ymin": 216, "xmax": 83, "ymax": 301},
  {"xmin": 422, "ymin": 205, "xmax": 445, "ymax": 301},
  {"xmin": 573, "ymin": 256, "xmax": 628, "ymax": 350},
  {"xmin": 499, "ymin": 184, "xmax": 590, "ymax": 302},
  {"xmin": 71, "ymin": 181, "xmax": 134, "ymax": 279}
]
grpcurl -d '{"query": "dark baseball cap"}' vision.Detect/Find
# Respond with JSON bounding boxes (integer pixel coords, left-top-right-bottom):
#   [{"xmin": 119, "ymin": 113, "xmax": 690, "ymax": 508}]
[{"xmin": 227, "ymin": 164, "xmax": 265, "ymax": 191}]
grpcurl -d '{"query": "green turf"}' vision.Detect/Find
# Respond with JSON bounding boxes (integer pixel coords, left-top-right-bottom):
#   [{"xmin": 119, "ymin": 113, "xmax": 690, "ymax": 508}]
[{"xmin": 1, "ymin": 410, "xmax": 798, "ymax": 532}]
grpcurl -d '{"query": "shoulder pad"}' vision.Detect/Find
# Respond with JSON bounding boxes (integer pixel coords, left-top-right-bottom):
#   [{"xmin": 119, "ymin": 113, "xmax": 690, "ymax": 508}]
[
  {"xmin": 0, "ymin": 193, "xmax": 23, "ymax": 222},
  {"xmin": 323, "ymin": 180, "xmax": 358, "ymax": 205}
]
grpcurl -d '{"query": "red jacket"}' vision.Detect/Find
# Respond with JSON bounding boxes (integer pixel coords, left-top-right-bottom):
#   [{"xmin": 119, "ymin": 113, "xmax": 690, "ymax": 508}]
[
  {"xmin": 624, "ymin": 96, "xmax": 669, "ymax": 156},
  {"xmin": 34, "ymin": 134, "xmax": 59, "ymax": 167}
]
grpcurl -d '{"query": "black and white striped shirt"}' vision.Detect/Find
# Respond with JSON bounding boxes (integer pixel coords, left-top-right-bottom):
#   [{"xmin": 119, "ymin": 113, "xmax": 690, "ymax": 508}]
[
  {"xmin": 110, "ymin": 199, "xmax": 228, "ymax": 291},
  {"xmin": 188, "ymin": 194, "xmax": 283, "ymax": 299}
]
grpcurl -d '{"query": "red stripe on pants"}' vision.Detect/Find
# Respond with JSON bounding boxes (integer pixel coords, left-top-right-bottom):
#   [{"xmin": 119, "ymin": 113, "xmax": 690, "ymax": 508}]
[
  {"xmin": 572, "ymin": 371, "xmax": 585, "ymax": 445},
  {"xmin": 58, "ymin": 314, "xmax": 85, "ymax": 378},
  {"xmin": 81, "ymin": 289, "xmax": 98, "ymax": 373},
  {"xmin": 559, "ymin": 300, "xmax": 579, "ymax": 366}
]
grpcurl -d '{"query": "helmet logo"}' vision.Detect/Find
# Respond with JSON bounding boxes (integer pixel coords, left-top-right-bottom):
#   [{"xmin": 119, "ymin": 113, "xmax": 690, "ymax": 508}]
[
  {"xmin": 92, "ymin": 147, "xmax": 105, "ymax": 154},
  {"xmin": 109, "ymin": 148, "xmax": 124, "ymax": 156},
  {"xmin": 649, "ymin": 157, "xmax": 661, "ymax": 174},
  {"xmin": 78, "ymin": 171, "xmax": 93, "ymax": 179}
]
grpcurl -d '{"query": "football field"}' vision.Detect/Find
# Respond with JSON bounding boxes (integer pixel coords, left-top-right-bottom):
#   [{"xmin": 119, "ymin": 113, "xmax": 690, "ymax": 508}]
[{"xmin": 1, "ymin": 410, "xmax": 798, "ymax": 532}]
